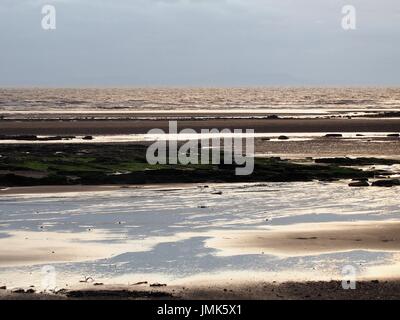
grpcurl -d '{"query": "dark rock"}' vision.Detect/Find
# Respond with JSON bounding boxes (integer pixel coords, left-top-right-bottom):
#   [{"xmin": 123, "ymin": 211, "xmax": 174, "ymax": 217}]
[
  {"xmin": 12, "ymin": 289, "xmax": 25, "ymax": 293},
  {"xmin": 66, "ymin": 289, "xmax": 172, "ymax": 299},
  {"xmin": 349, "ymin": 181, "xmax": 369, "ymax": 187},
  {"xmin": 278, "ymin": 135, "xmax": 289, "ymax": 140},
  {"xmin": 149, "ymin": 283, "xmax": 167, "ymax": 287},
  {"xmin": 325, "ymin": 134, "xmax": 343, "ymax": 138},
  {"xmin": 0, "ymin": 286, "xmax": 6, "ymax": 290},
  {"xmin": 371, "ymin": 179, "xmax": 400, "ymax": 187},
  {"xmin": 17, "ymin": 135, "xmax": 39, "ymax": 141},
  {"xmin": 0, "ymin": 135, "xmax": 38, "ymax": 141},
  {"xmin": 82, "ymin": 136, "xmax": 94, "ymax": 140},
  {"xmin": 315, "ymin": 157, "xmax": 400, "ymax": 166},
  {"xmin": 387, "ymin": 133, "xmax": 399, "ymax": 137},
  {"xmin": 0, "ymin": 135, "xmax": 74, "ymax": 141}
]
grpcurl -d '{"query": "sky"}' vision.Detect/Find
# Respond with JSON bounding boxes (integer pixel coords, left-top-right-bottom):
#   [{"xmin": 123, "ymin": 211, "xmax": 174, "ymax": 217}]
[{"xmin": 0, "ymin": 0, "xmax": 399, "ymax": 86}]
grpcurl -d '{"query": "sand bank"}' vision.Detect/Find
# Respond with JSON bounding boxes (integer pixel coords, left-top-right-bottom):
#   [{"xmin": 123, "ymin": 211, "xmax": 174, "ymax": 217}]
[
  {"xmin": 206, "ymin": 221, "xmax": 400, "ymax": 257},
  {"xmin": 1, "ymin": 119, "xmax": 400, "ymax": 135}
]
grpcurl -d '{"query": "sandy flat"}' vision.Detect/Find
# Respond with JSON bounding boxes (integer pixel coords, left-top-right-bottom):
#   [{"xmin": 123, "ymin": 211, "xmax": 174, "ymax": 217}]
[
  {"xmin": 1, "ymin": 119, "xmax": 400, "ymax": 135},
  {"xmin": 0, "ymin": 230, "xmax": 131, "ymax": 267},
  {"xmin": 255, "ymin": 138, "xmax": 400, "ymax": 157},
  {"xmin": 3, "ymin": 220, "xmax": 400, "ymax": 267},
  {"xmin": 206, "ymin": 221, "xmax": 400, "ymax": 257}
]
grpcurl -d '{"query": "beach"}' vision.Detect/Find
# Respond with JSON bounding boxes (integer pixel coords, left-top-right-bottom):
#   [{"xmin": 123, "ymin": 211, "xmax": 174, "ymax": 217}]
[
  {"xmin": 2, "ymin": 0, "xmax": 400, "ymax": 308},
  {"xmin": 1, "ymin": 180, "xmax": 400, "ymax": 299},
  {"xmin": 1, "ymin": 88, "xmax": 400, "ymax": 300}
]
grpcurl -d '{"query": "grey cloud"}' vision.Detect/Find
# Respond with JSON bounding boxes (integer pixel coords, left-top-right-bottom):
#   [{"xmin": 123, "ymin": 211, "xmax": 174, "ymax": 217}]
[{"xmin": 0, "ymin": 0, "xmax": 399, "ymax": 86}]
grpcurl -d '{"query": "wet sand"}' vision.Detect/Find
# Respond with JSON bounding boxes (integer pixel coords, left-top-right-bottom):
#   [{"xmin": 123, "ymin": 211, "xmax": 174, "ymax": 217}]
[
  {"xmin": 206, "ymin": 221, "xmax": 400, "ymax": 257},
  {"xmin": 2, "ymin": 280, "xmax": 400, "ymax": 300},
  {"xmin": 255, "ymin": 138, "xmax": 400, "ymax": 158},
  {"xmin": 0, "ymin": 230, "xmax": 136, "ymax": 267},
  {"xmin": 1, "ymin": 118, "xmax": 400, "ymax": 135},
  {"xmin": 3, "ymin": 218, "xmax": 400, "ymax": 270}
]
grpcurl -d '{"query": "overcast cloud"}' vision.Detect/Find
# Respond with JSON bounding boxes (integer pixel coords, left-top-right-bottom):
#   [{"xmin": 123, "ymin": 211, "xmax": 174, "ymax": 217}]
[{"xmin": 0, "ymin": 0, "xmax": 399, "ymax": 86}]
